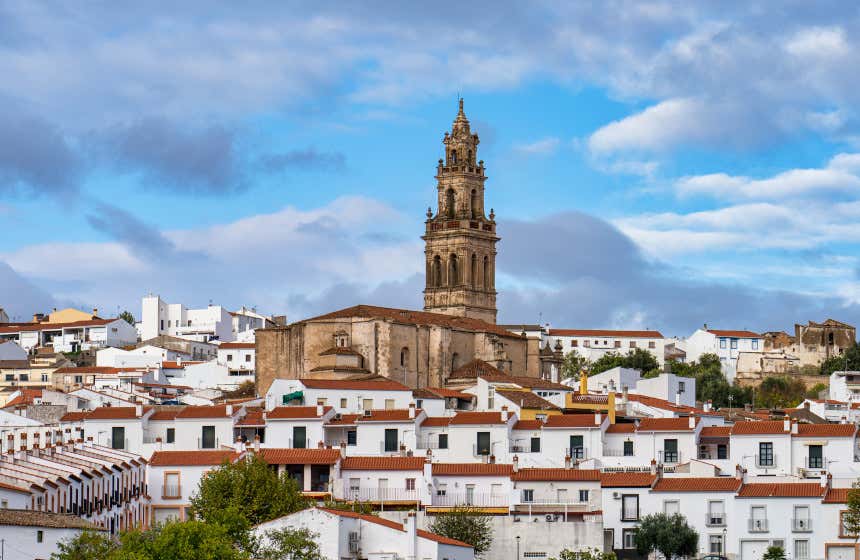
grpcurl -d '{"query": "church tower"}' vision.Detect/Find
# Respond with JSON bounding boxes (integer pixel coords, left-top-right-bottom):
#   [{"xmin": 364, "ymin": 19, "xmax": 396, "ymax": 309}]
[{"xmin": 423, "ymin": 99, "xmax": 499, "ymax": 324}]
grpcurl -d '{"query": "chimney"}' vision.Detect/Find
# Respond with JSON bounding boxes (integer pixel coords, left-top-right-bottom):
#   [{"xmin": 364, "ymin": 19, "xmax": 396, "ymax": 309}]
[
  {"xmin": 688, "ymin": 416, "xmax": 696, "ymax": 429},
  {"xmin": 512, "ymin": 455, "xmax": 519, "ymax": 472},
  {"xmin": 156, "ymin": 437, "xmax": 163, "ymax": 450},
  {"xmin": 405, "ymin": 511, "xmax": 418, "ymax": 560},
  {"xmin": 735, "ymin": 464, "xmax": 745, "ymax": 481},
  {"xmin": 621, "ymin": 386, "xmax": 629, "ymax": 406},
  {"xmin": 408, "ymin": 403, "xmax": 416, "ymax": 419},
  {"xmin": 135, "ymin": 404, "xmax": 143, "ymax": 417},
  {"xmin": 339, "ymin": 441, "xmax": 346, "ymax": 458},
  {"xmin": 489, "ymin": 454, "xmax": 496, "ymax": 464},
  {"xmin": 316, "ymin": 404, "xmax": 324, "ymax": 417},
  {"xmin": 675, "ymin": 391, "xmax": 681, "ymax": 406},
  {"xmin": 226, "ymin": 404, "xmax": 234, "ymax": 417},
  {"xmin": 804, "ymin": 401, "xmax": 811, "ymax": 410},
  {"xmin": 501, "ymin": 406, "xmax": 508, "ymax": 422},
  {"xmin": 92, "ymin": 308, "xmax": 98, "ymax": 316},
  {"xmin": 650, "ymin": 459, "xmax": 657, "ymax": 475},
  {"xmin": 791, "ymin": 421, "xmax": 798, "ymax": 435},
  {"xmin": 744, "ymin": 403, "xmax": 752, "ymax": 412},
  {"xmin": 253, "ymin": 434, "xmax": 260, "ymax": 453},
  {"xmin": 824, "ymin": 472, "xmax": 832, "ymax": 489},
  {"xmin": 842, "ymin": 416, "xmax": 848, "ymax": 424},
  {"xmin": 594, "ymin": 412, "xmax": 602, "ymax": 425},
  {"xmin": 783, "ymin": 418, "xmax": 791, "ymax": 432}
]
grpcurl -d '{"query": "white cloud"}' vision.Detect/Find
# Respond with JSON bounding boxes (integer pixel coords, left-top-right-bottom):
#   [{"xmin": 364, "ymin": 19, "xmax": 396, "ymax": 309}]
[
  {"xmin": 785, "ymin": 26, "xmax": 850, "ymax": 59},
  {"xmin": 513, "ymin": 137, "xmax": 560, "ymax": 156}
]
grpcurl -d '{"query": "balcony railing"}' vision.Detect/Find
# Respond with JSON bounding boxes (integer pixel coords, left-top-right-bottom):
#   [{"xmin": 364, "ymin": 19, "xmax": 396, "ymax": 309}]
[
  {"xmin": 379, "ymin": 442, "xmax": 402, "ymax": 454},
  {"xmin": 792, "ymin": 517, "xmax": 812, "ymax": 532},
  {"xmin": 342, "ymin": 488, "xmax": 418, "ymax": 502},
  {"xmin": 566, "ymin": 447, "xmax": 588, "ymax": 460},
  {"xmin": 197, "ymin": 437, "xmax": 220, "ymax": 450},
  {"xmin": 472, "ymin": 444, "xmax": 492, "ymax": 457},
  {"xmin": 657, "ymin": 450, "xmax": 681, "ymax": 464},
  {"xmin": 519, "ymin": 492, "xmax": 588, "ymax": 506},
  {"xmin": 162, "ymin": 485, "xmax": 181, "ymax": 499},
  {"xmin": 431, "ymin": 492, "xmax": 507, "ymax": 508},
  {"xmin": 754, "ymin": 454, "xmax": 777, "ymax": 469},
  {"xmin": 510, "ymin": 444, "xmax": 540, "ymax": 454},
  {"xmin": 749, "ymin": 518, "xmax": 769, "ymax": 532},
  {"xmin": 417, "ymin": 437, "xmax": 448, "ymax": 450},
  {"xmin": 805, "ymin": 456, "xmax": 825, "ymax": 469},
  {"xmin": 706, "ymin": 513, "xmax": 726, "ymax": 527}
]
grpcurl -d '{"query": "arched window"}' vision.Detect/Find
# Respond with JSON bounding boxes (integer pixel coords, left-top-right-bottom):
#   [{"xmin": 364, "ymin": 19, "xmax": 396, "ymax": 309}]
[
  {"xmin": 828, "ymin": 332, "xmax": 834, "ymax": 345},
  {"xmin": 400, "ymin": 347, "xmax": 409, "ymax": 368},
  {"xmin": 471, "ymin": 253, "xmax": 478, "ymax": 288},
  {"xmin": 451, "ymin": 149, "xmax": 457, "ymax": 164},
  {"xmin": 448, "ymin": 254, "xmax": 459, "ymax": 286},
  {"xmin": 468, "ymin": 150, "xmax": 472, "ymax": 164},
  {"xmin": 483, "ymin": 256, "xmax": 490, "ymax": 289},
  {"xmin": 432, "ymin": 255, "xmax": 442, "ymax": 287},
  {"xmin": 446, "ymin": 189, "xmax": 455, "ymax": 219},
  {"xmin": 470, "ymin": 189, "xmax": 479, "ymax": 218}
]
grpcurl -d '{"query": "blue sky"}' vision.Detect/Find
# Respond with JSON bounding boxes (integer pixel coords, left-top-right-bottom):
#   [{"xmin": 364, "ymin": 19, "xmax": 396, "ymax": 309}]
[{"xmin": 3, "ymin": 1, "xmax": 860, "ymax": 336}]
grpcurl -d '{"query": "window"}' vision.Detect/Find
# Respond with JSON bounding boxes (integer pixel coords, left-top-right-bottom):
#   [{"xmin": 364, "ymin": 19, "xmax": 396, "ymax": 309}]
[
  {"xmin": 720, "ymin": 338, "xmax": 727, "ymax": 349},
  {"xmin": 340, "ymin": 398, "xmax": 347, "ymax": 408},
  {"xmin": 160, "ymin": 320, "xmax": 164, "ymax": 330},
  {"xmin": 530, "ymin": 437, "xmax": 541, "ymax": 453},
  {"xmin": 292, "ymin": 426, "xmax": 307, "ymax": 449},
  {"xmin": 664, "ymin": 500, "xmax": 680, "ymax": 515},
  {"xmin": 201, "ymin": 426, "xmax": 216, "ymax": 449},
  {"xmin": 41, "ymin": 374, "xmax": 49, "ymax": 382},
  {"xmin": 317, "ymin": 398, "xmax": 327, "ymax": 406},
  {"xmin": 436, "ymin": 483, "xmax": 447, "ymax": 496},
  {"xmin": 758, "ymin": 442, "xmax": 774, "ymax": 467},
  {"xmin": 571, "ymin": 340, "xmax": 578, "ymax": 347},
  {"xmin": 794, "ymin": 540, "xmax": 809, "ymax": 560},
  {"xmin": 730, "ymin": 338, "xmax": 738, "ymax": 349},
  {"xmin": 384, "ymin": 399, "xmax": 395, "ymax": 410},
  {"xmin": 614, "ymin": 340, "xmax": 621, "ymax": 348},
  {"xmin": 579, "ymin": 489, "xmax": 589, "ymax": 503},
  {"xmin": 465, "ymin": 484, "xmax": 475, "ymax": 505},
  {"xmin": 717, "ymin": 444, "xmax": 727, "ymax": 459},
  {"xmin": 163, "ymin": 472, "xmax": 180, "ymax": 498},
  {"xmin": 37, "ymin": 530, "xmax": 43, "ymax": 543},
  {"xmin": 438, "ymin": 433, "xmax": 448, "ymax": 449},
  {"xmin": 623, "ymin": 440, "xmax": 634, "ymax": 456},
  {"xmin": 166, "ymin": 428, "xmax": 175, "ymax": 444},
  {"xmin": 621, "ymin": 495, "xmax": 639, "ymax": 521},
  {"xmin": 3, "ymin": 374, "xmax": 12, "ymax": 382},
  {"xmin": 808, "ymin": 445, "xmax": 823, "ymax": 469},
  {"xmin": 384, "ymin": 429, "xmax": 398, "ymax": 452},
  {"xmin": 362, "ymin": 399, "xmax": 373, "ymax": 411},
  {"xmin": 476, "ymin": 432, "xmax": 490, "ymax": 456},
  {"xmin": 349, "ymin": 478, "xmax": 360, "ymax": 497},
  {"xmin": 74, "ymin": 375, "xmax": 83, "ymax": 384},
  {"xmin": 752, "ymin": 339, "xmax": 759, "ymax": 350},
  {"xmin": 406, "ymin": 478, "xmax": 416, "ymax": 491},
  {"xmin": 629, "ymin": 341, "xmax": 637, "ymax": 348},
  {"xmin": 111, "ymin": 426, "xmax": 125, "ymax": 450},
  {"xmin": 245, "ymin": 354, "xmax": 251, "ymax": 362},
  {"xmin": 569, "ymin": 435, "xmax": 584, "ymax": 459},
  {"xmin": 663, "ymin": 439, "xmax": 678, "ymax": 463},
  {"xmin": 794, "ymin": 505, "xmax": 810, "ymax": 531},
  {"xmin": 709, "ymin": 535, "xmax": 724, "ymax": 554},
  {"xmin": 18, "ymin": 374, "xmax": 27, "ymax": 382},
  {"xmin": 622, "ymin": 529, "xmax": 637, "ymax": 549},
  {"xmin": 346, "ymin": 430, "xmax": 357, "ymax": 446},
  {"xmin": 226, "ymin": 354, "xmax": 233, "ymax": 362},
  {"xmin": 751, "ymin": 506, "xmax": 767, "ymax": 532},
  {"xmin": 522, "ymin": 489, "xmax": 534, "ymax": 502},
  {"xmin": 0, "ymin": 500, "xmax": 6, "ymax": 509},
  {"xmin": 678, "ymin": 381, "xmax": 685, "ymax": 393},
  {"xmin": 649, "ymin": 341, "xmax": 656, "ymax": 349},
  {"xmin": 708, "ymin": 501, "xmax": 725, "ymax": 525}
]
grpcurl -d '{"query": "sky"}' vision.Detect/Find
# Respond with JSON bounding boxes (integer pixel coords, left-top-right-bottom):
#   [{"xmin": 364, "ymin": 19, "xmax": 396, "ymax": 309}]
[{"xmin": 3, "ymin": 1, "xmax": 860, "ymax": 337}]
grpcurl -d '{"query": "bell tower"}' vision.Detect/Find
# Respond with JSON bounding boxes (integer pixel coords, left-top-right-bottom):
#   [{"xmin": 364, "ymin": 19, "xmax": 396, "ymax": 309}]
[{"xmin": 423, "ymin": 99, "xmax": 499, "ymax": 324}]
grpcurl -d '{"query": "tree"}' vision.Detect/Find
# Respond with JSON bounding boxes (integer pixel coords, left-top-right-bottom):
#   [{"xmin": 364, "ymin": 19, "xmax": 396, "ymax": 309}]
[
  {"xmin": 635, "ymin": 513, "xmax": 698, "ymax": 560},
  {"xmin": 189, "ymin": 455, "xmax": 309, "ymax": 529},
  {"xmin": 668, "ymin": 354, "xmax": 754, "ymax": 408},
  {"xmin": 119, "ymin": 310, "xmax": 135, "ymax": 325},
  {"xmin": 322, "ymin": 498, "xmax": 376, "ymax": 515},
  {"xmin": 762, "ymin": 545, "xmax": 786, "ymax": 560},
  {"xmin": 590, "ymin": 348, "xmax": 660, "ymax": 376},
  {"xmin": 428, "ymin": 507, "xmax": 493, "ymax": 558},
  {"xmin": 756, "ymin": 375, "xmax": 807, "ymax": 408},
  {"xmin": 115, "ymin": 520, "xmax": 245, "ymax": 560},
  {"xmin": 51, "ymin": 530, "xmax": 118, "ymax": 560},
  {"xmin": 806, "ymin": 382, "xmax": 828, "ymax": 400},
  {"xmin": 257, "ymin": 527, "xmax": 323, "ymax": 560},
  {"xmin": 821, "ymin": 342, "xmax": 860, "ymax": 376},
  {"xmin": 552, "ymin": 547, "xmax": 616, "ymax": 560},
  {"xmin": 561, "ymin": 351, "xmax": 590, "ymax": 379},
  {"xmin": 842, "ymin": 482, "xmax": 860, "ymax": 540}
]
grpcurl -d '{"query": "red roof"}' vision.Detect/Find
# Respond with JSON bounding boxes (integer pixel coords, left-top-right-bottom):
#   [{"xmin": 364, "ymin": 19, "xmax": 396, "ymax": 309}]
[
  {"xmin": 149, "ymin": 408, "xmax": 183, "ymax": 421},
  {"xmin": 70, "ymin": 406, "xmax": 146, "ymax": 420},
  {"xmin": 268, "ymin": 406, "xmax": 330, "ymax": 420},
  {"xmin": 175, "ymin": 405, "xmax": 231, "ymax": 419},
  {"xmin": 824, "ymin": 488, "xmax": 851, "ymax": 504},
  {"xmin": 495, "ymin": 389, "xmax": 558, "ymax": 410},
  {"xmin": 2, "ymin": 389, "xmax": 43, "ymax": 409},
  {"xmin": 299, "ymin": 378, "xmax": 411, "ymax": 391},
  {"xmin": 652, "ymin": 477, "xmax": 742, "ymax": 492},
  {"xmin": 737, "ymin": 483, "xmax": 825, "ymax": 498},
  {"xmin": 432, "ymin": 463, "xmax": 513, "ymax": 476},
  {"xmin": 730, "ymin": 421, "xmax": 788, "ymax": 435},
  {"xmin": 0, "ymin": 318, "xmax": 117, "ymax": 334},
  {"xmin": 513, "ymin": 420, "xmax": 542, "ymax": 431},
  {"xmin": 60, "ymin": 411, "xmax": 87, "ymax": 422},
  {"xmin": 150, "ymin": 450, "xmax": 239, "ymax": 467},
  {"xmin": 356, "ymin": 409, "xmax": 419, "ymax": 422},
  {"xmin": 236, "ymin": 410, "xmax": 265, "ymax": 426},
  {"xmin": 700, "ymin": 426, "xmax": 731, "ymax": 437},
  {"xmin": 543, "ymin": 414, "xmax": 602, "ymax": 428},
  {"xmin": 511, "ymin": 468, "xmax": 600, "ymax": 481},
  {"xmin": 417, "ymin": 529, "xmax": 473, "ymax": 548},
  {"xmin": 421, "ymin": 417, "xmax": 452, "ymax": 427},
  {"xmin": 794, "ymin": 424, "xmax": 857, "ymax": 437},
  {"xmin": 600, "ymin": 472, "xmax": 656, "ymax": 488},
  {"xmin": 317, "ymin": 507, "xmax": 470, "ymax": 547},
  {"xmin": 605, "ymin": 423, "xmax": 636, "ymax": 433},
  {"xmin": 448, "ymin": 411, "xmax": 507, "ymax": 425},
  {"xmin": 341, "ymin": 457, "xmax": 426, "ymax": 471},
  {"xmin": 325, "ymin": 414, "xmax": 361, "ymax": 426},
  {"xmin": 637, "ymin": 417, "xmax": 698, "ymax": 431},
  {"xmin": 161, "ymin": 360, "xmax": 204, "ymax": 369},
  {"xmin": 423, "ymin": 387, "xmax": 472, "ymax": 399},
  {"xmin": 219, "ymin": 342, "xmax": 255, "ymax": 349},
  {"xmin": 707, "ymin": 329, "xmax": 761, "ymax": 338},
  {"xmin": 257, "ymin": 448, "xmax": 341, "ymax": 465},
  {"xmin": 549, "ymin": 329, "xmax": 664, "ymax": 338}
]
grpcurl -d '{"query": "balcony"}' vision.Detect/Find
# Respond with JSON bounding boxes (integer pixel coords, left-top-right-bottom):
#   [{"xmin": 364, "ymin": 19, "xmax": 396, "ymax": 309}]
[
  {"xmin": 343, "ymin": 488, "xmax": 419, "ymax": 503},
  {"xmin": 603, "ymin": 448, "xmax": 635, "ymax": 457},
  {"xmin": 805, "ymin": 456, "xmax": 825, "ymax": 469},
  {"xmin": 657, "ymin": 450, "xmax": 681, "ymax": 464},
  {"xmin": 749, "ymin": 518, "xmax": 769, "ymax": 532},
  {"xmin": 472, "ymin": 444, "xmax": 492, "ymax": 457},
  {"xmin": 197, "ymin": 437, "xmax": 220, "ymax": 450},
  {"xmin": 510, "ymin": 444, "xmax": 541, "ymax": 454},
  {"xmin": 566, "ymin": 447, "xmax": 588, "ymax": 460},
  {"xmin": 162, "ymin": 485, "xmax": 181, "ymax": 500},
  {"xmin": 417, "ymin": 436, "xmax": 448, "ymax": 450},
  {"xmin": 431, "ymin": 492, "xmax": 507, "ymax": 508},
  {"xmin": 754, "ymin": 454, "xmax": 778, "ymax": 469},
  {"xmin": 706, "ymin": 513, "xmax": 726, "ymax": 527},
  {"xmin": 792, "ymin": 518, "xmax": 812, "ymax": 532}
]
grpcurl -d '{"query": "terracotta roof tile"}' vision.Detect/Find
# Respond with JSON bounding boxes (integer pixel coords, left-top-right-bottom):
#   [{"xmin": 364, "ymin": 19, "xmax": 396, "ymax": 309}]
[
  {"xmin": 412, "ymin": 388, "xmax": 443, "ymax": 400},
  {"xmin": 420, "ymin": 416, "xmax": 452, "ymax": 427},
  {"xmin": 482, "ymin": 374, "xmax": 571, "ymax": 391},
  {"xmin": 652, "ymin": 477, "xmax": 742, "ymax": 492},
  {"xmin": 549, "ymin": 329, "xmax": 664, "ymax": 338},
  {"xmin": 317, "ymin": 507, "xmax": 404, "ymax": 530},
  {"xmin": 513, "ymin": 420, "xmax": 542, "ymax": 431},
  {"xmin": 258, "ymin": 448, "xmax": 341, "ymax": 465},
  {"xmin": 423, "ymin": 387, "xmax": 472, "ymax": 399},
  {"xmin": 355, "ymin": 409, "xmax": 419, "ymax": 422},
  {"xmin": 267, "ymin": 406, "xmax": 330, "ymax": 420},
  {"xmin": 341, "ymin": 457, "xmax": 425, "ymax": 471},
  {"xmin": 794, "ymin": 424, "xmax": 857, "ymax": 437},
  {"xmin": 450, "ymin": 359, "xmax": 507, "ymax": 379},
  {"xmin": 325, "ymin": 414, "xmax": 361, "ymax": 426},
  {"xmin": 161, "ymin": 360, "xmax": 204, "ymax": 369},
  {"xmin": 148, "ymin": 408, "xmax": 183, "ymax": 421},
  {"xmin": 707, "ymin": 329, "xmax": 761, "ymax": 338},
  {"xmin": 543, "ymin": 414, "xmax": 602, "ymax": 428},
  {"xmin": 60, "ymin": 411, "xmax": 86, "ymax": 422},
  {"xmin": 737, "ymin": 482, "xmax": 825, "ymax": 498},
  {"xmin": 236, "ymin": 410, "xmax": 265, "ymax": 426},
  {"xmin": 0, "ymin": 509, "xmax": 103, "ymax": 530},
  {"xmin": 605, "ymin": 423, "xmax": 636, "ymax": 433},
  {"xmin": 495, "ymin": 389, "xmax": 558, "ymax": 410},
  {"xmin": 448, "ymin": 411, "xmax": 507, "ymax": 425},
  {"xmin": 417, "ymin": 529, "xmax": 473, "ymax": 548},
  {"xmin": 318, "ymin": 346, "xmax": 364, "ymax": 357},
  {"xmin": 150, "ymin": 450, "xmax": 239, "ymax": 467},
  {"xmin": 730, "ymin": 421, "xmax": 789, "ymax": 435},
  {"xmin": 637, "ymin": 417, "xmax": 698, "ymax": 431},
  {"xmin": 432, "ymin": 463, "xmax": 513, "ymax": 476},
  {"xmin": 511, "ymin": 468, "xmax": 600, "ymax": 481},
  {"xmin": 700, "ymin": 426, "xmax": 731, "ymax": 437},
  {"xmin": 74, "ymin": 406, "xmax": 147, "ymax": 420},
  {"xmin": 175, "ymin": 405, "xmax": 231, "ymax": 419},
  {"xmin": 0, "ymin": 318, "xmax": 117, "ymax": 334},
  {"xmin": 600, "ymin": 472, "xmax": 656, "ymax": 488},
  {"xmin": 299, "ymin": 378, "xmax": 411, "ymax": 391},
  {"xmin": 824, "ymin": 487, "xmax": 851, "ymax": 504},
  {"xmin": 218, "ymin": 342, "xmax": 255, "ymax": 349}
]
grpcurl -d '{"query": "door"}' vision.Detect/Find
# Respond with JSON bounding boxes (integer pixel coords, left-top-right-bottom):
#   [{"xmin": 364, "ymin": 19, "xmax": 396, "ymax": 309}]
[
  {"xmin": 292, "ymin": 426, "xmax": 306, "ymax": 449},
  {"xmin": 111, "ymin": 427, "xmax": 125, "ymax": 450},
  {"xmin": 476, "ymin": 432, "xmax": 490, "ymax": 455},
  {"xmin": 741, "ymin": 541, "xmax": 769, "ymax": 560},
  {"xmin": 377, "ymin": 478, "xmax": 388, "ymax": 501},
  {"xmin": 556, "ymin": 488, "xmax": 568, "ymax": 504},
  {"xmin": 465, "ymin": 484, "xmax": 475, "ymax": 505},
  {"xmin": 201, "ymin": 426, "xmax": 215, "ymax": 449},
  {"xmin": 530, "ymin": 437, "xmax": 541, "ymax": 453},
  {"xmin": 827, "ymin": 546, "xmax": 855, "ymax": 560},
  {"xmin": 384, "ymin": 429, "xmax": 398, "ymax": 452},
  {"xmin": 602, "ymin": 529, "xmax": 614, "ymax": 553},
  {"xmin": 569, "ymin": 435, "xmax": 584, "ymax": 459}
]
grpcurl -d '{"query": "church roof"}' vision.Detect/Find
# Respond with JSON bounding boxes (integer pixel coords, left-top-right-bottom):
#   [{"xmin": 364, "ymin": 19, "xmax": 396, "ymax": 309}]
[
  {"xmin": 449, "ymin": 359, "xmax": 507, "ymax": 379},
  {"xmin": 306, "ymin": 305, "xmax": 518, "ymax": 338}
]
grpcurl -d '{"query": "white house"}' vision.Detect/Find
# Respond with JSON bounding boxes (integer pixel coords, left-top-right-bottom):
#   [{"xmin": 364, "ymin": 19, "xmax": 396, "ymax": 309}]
[
  {"xmin": 548, "ymin": 329, "xmax": 666, "ymax": 367},
  {"xmin": 683, "ymin": 328, "xmax": 763, "ymax": 381},
  {"xmin": 173, "ymin": 404, "xmax": 240, "ymax": 451},
  {"xmin": 230, "ymin": 306, "xmax": 274, "ymax": 339},
  {"xmin": 60, "ymin": 405, "xmax": 152, "ymax": 454},
  {"xmin": 0, "ymin": 508, "xmax": 106, "ymax": 558},
  {"xmin": 253, "ymin": 507, "xmax": 474, "ymax": 560},
  {"xmin": 429, "ymin": 462, "xmax": 512, "ymax": 510},
  {"xmin": 828, "ymin": 370, "xmax": 860, "ymax": 404},
  {"xmin": 161, "ymin": 360, "xmax": 252, "ymax": 390},
  {"xmin": 336, "ymin": 456, "xmax": 427, "ymax": 504},
  {"xmin": 265, "ymin": 378, "xmax": 414, "ymax": 413},
  {"xmin": 265, "ymin": 405, "xmax": 336, "ymax": 449},
  {"xmin": 139, "ymin": 295, "xmax": 234, "ymax": 343},
  {"xmin": 216, "ymin": 342, "xmax": 255, "ymax": 375},
  {"xmin": 567, "ymin": 368, "xmax": 697, "ymax": 408},
  {"xmin": 353, "ymin": 407, "xmax": 424, "ymax": 456},
  {"xmin": 96, "ymin": 345, "xmax": 188, "ymax": 368},
  {"xmin": 148, "ymin": 449, "xmax": 240, "ymax": 522},
  {"xmin": 0, "ymin": 318, "xmax": 138, "ymax": 352}
]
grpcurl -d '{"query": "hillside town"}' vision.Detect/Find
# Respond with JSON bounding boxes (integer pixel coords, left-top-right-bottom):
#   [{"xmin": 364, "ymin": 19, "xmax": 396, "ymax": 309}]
[{"xmin": 1, "ymin": 102, "xmax": 860, "ymax": 560}]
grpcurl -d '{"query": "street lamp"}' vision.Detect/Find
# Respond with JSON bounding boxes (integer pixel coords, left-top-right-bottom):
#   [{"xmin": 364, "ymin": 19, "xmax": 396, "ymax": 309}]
[{"xmin": 516, "ymin": 535, "xmax": 520, "ymax": 560}]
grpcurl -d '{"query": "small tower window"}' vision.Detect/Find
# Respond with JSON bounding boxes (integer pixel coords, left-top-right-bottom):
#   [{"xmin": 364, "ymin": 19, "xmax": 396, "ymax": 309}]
[
  {"xmin": 432, "ymin": 255, "xmax": 443, "ymax": 287},
  {"xmin": 471, "ymin": 189, "xmax": 479, "ymax": 218},
  {"xmin": 468, "ymin": 150, "xmax": 472, "ymax": 163},
  {"xmin": 446, "ymin": 189, "xmax": 455, "ymax": 219},
  {"xmin": 483, "ymin": 256, "xmax": 490, "ymax": 289},
  {"xmin": 448, "ymin": 254, "xmax": 459, "ymax": 286},
  {"xmin": 451, "ymin": 352, "xmax": 459, "ymax": 371},
  {"xmin": 451, "ymin": 149, "xmax": 457, "ymax": 164},
  {"xmin": 400, "ymin": 347, "xmax": 409, "ymax": 368},
  {"xmin": 334, "ymin": 331, "xmax": 350, "ymax": 348},
  {"xmin": 471, "ymin": 253, "xmax": 478, "ymax": 288}
]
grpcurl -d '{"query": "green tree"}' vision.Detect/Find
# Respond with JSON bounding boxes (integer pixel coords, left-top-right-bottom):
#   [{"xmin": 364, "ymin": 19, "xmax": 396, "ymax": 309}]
[
  {"xmin": 115, "ymin": 520, "xmax": 245, "ymax": 560},
  {"xmin": 552, "ymin": 547, "xmax": 616, "ymax": 560},
  {"xmin": 51, "ymin": 530, "xmax": 118, "ymax": 560},
  {"xmin": 257, "ymin": 527, "xmax": 323, "ymax": 560},
  {"xmin": 842, "ymin": 482, "xmax": 860, "ymax": 540},
  {"xmin": 189, "ymin": 455, "xmax": 309, "ymax": 529},
  {"xmin": 806, "ymin": 382, "xmax": 828, "ymax": 400},
  {"xmin": 561, "ymin": 351, "xmax": 590, "ymax": 379},
  {"xmin": 119, "ymin": 310, "xmax": 135, "ymax": 325},
  {"xmin": 428, "ymin": 507, "xmax": 493, "ymax": 558},
  {"xmin": 756, "ymin": 375, "xmax": 807, "ymax": 408},
  {"xmin": 322, "ymin": 498, "xmax": 375, "ymax": 515},
  {"xmin": 590, "ymin": 348, "xmax": 660, "ymax": 376},
  {"xmin": 634, "ymin": 513, "xmax": 698, "ymax": 560},
  {"xmin": 762, "ymin": 545, "xmax": 786, "ymax": 560},
  {"xmin": 821, "ymin": 342, "xmax": 860, "ymax": 376}
]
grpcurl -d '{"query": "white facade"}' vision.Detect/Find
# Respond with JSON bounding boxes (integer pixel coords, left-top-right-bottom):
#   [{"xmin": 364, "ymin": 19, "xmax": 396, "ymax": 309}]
[
  {"xmin": 0, "ymin": 318, "xmax": 138, "ymax": 352},
  {"xmin": 96, "ymin": 345, "xmax": 187, "ymax": 368},
  {"xmin": 682, "ymin": 328, "xmax": 764, "ymax": 382},
  {"xmin": 0, "ymin": 340, "xmax": 27, "ymax": 361},
  {"xmin": 266, "ymin": 379, "xmax": 414, "ymax": 413},
  {"xmin": 140, "ymin": 295, "xmax": 234, "ymax": 343},
  {"xmin": 216, "ymin": 342, "xmax": 255, "ymax": 374},
  {"xmin": 0, "ymin": 518, "xmax": 103, "ymax": 559},
  {"xmin": 547, "ymin": 329, "xmax": 666, "ymax": 367},
  {"xmin": 161, "ymin": 360, "xmax": 252, "ymax": 390}
]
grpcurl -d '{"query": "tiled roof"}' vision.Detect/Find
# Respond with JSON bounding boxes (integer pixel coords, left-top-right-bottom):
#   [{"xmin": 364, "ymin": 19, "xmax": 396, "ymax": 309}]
[
  {"xmin": 431, "ymin": 463, "xmax": 513, "ymax": 476},
  {"xmin": 707, "ymin": 329, "xmax": 762, "ymax": 338},
  {"xmin": 700, "ymin": 426, "xmax": 731, "ymax": 437},
  {"xmin": 318, "ymin": 346, "xmax": 364, "ymax": 357},
  {"xmin": 730, "ymin": 421, "xmax": 788, "ymax": 435},
  {"xmin": 794, "ymin": 424, "xmax": 857, "ymax": 437},
  {"xmin": 317, "ymin": 507, "xmax": 404, "ymax": 530},
  {"xmin": 161, "ymin": 360, "xmax": 204, "ymax": 369},
  {"xmin": 737, "ymin": 482, "xmax": 825, "ymax": 498},
  {"xmin": 341, "ymin": 457, "xmax": 425, "ymax": 471},
  {"xmin": 258, "ymin": 448, "xmax": 341, "ymax": 465},
  {"xmin": 412, "ymin": 388, "xmax": 443, "ymax": 400},
  {"xmin": 637, "ymin": 417, "xmax": 698, "ymax": 431},
  {"xmin": 298, "ymin": 378, "xmax": 411, "ymax": 391},
  {"xmin": 2, "ymin": 389, "xmax": 42, "ymax": 409},
  {"xmin": 417, "ymin": 529, "xmax": 473, "ymax": 548},
  {"xmin": 600, "ymin": 472, "xmax": 656, "ymax": 488},
  {"xmin": 450, "ymin": 359, "xmax": 507, "ymax": 379},
  {"xmin": 605, "ymin": 423, "xmax": 636, "ymax": 433},
  {"xmin": 268, "ymin": 406, "xmax": 330, "ymax": 420},
  {"xmin": 325, "ymin": 414, "xmax": 361, "ymax": 426},
  {"xmin": 543, "ymin": 414, "xmax": 602, "ymax": 428},
  {"xmin": 148, "ymin": 408, "xmax": 183, "ymax": 421},
  {"xmin": 426, "ymin": 387, "xmax": 472, "ymax": 399},
  {"xmin": 824, "ymin": 487, "xmax": 851, "ymax": 503},
  {"xmin": 355, "ymin": 409, "xmax": 419, "ymax": 422},
  {"xmin": 0, "ymin": 509, "xmax": 103, "ymax": 530},
  {"xmin": 0, "ymin": 318, "xmax": 117, "ymax": 334},
  {"xmin": 513, "ymin": 420, "xmax": 542, "ymax": 431},
  {"xmin": 175, "ymin": 405, "xmax": 231, "ymax": 419},
  {"xmin": 420, "ymin": 416, "xmax": 452, "ymax": 427},
  {"xmin": 625, "ymin": 394, "xmax": 705, "ymax": 415},
  {"xmin": 72, "ymin": 406, "xmax": 146, "ymax": 420},
  {"xmin": 307, "ymin": 305, "xmax": 520, "ymax": 338},
  {"xmin": 549, "ymin": 329, "xmax": 664, "ymax": 338},
  {"xmin": 448, "ymin": 411, "xmax": 507, "ymax": 425},
  {"xmin": 652, "ymin": 477, "xmax": 742, "ymax": 492},
  {"xmin": 236, "ymin": 410, "xmax": 265, "ymax": 426},
  {"xmin": 218, "ymin": 342, "xmax": 255, "ymax": 349},
  {"xmin": 511, "ymin": 468, "xmax": 600, "ymax": 481},
  {"xmin": 150, "ymin": 450, "xmax": 239, "ymax": 467},
  {"xmin": 482, "ymin": 374, "xmax": 571, "ymax": 391},
  {"xmin": 60, "ymin": 411, "xmax": 86, "ymax": 422},
  {"xmin": 495, "ymin": 389, "xmax": 558, "ymax": 410}
]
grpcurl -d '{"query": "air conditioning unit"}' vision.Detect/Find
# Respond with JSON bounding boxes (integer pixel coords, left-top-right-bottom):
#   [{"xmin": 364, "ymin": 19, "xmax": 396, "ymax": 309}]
[
  {"xmin": 334, "ymin": 413, "xmax": 342, "ymax": 421},
  {"xmin": 363, "ymin": 409, "xmax": 372, "ymax": 417},
  {"xmin": 546, "ymin": 514, "xmax": 555, "ymax": 522},
  {"xmin": 613, "ymin": 492, "xmax": 621, "ymax": 499}
]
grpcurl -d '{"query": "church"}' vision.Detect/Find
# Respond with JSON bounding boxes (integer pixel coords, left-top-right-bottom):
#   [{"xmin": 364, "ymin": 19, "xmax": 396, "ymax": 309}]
[{"xmin": 255, "ymin": 101, "xmax": 560, "ymax": 394}]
